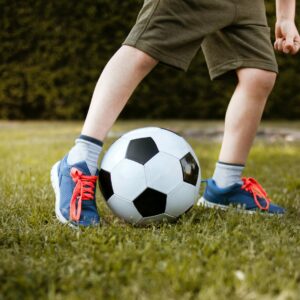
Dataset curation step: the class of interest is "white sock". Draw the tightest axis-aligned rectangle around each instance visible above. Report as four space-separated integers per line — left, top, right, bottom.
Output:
212 161 244 188
67 135 103 175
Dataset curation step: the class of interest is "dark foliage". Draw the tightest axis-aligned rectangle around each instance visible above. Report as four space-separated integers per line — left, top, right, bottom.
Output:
0 0 299 119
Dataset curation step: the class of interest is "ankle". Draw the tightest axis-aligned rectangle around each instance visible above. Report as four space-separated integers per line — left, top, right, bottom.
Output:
67 135 103 175
212 161 244 188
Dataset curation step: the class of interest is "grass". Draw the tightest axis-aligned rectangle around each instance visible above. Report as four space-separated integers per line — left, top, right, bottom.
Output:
0 121 300 300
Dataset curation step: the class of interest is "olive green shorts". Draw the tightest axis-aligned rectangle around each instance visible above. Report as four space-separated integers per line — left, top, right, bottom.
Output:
123 0 278 79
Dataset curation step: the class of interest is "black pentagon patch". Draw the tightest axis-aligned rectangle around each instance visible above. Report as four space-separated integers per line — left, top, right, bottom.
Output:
125 137 159 165
98 169 114 201
180 152 199 186
133 188 167 217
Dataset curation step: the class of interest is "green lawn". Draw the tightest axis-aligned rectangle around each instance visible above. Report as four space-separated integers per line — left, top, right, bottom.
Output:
0 121 300 300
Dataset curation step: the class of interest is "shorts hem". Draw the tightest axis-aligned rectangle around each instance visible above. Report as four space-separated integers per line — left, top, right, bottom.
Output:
209 59 279 80
123 39 190 71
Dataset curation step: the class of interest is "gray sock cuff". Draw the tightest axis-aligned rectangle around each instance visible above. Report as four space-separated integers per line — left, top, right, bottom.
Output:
76 137 103 150
218 161 245 167
216 162 244 171
213 161 244 188
69 137 102 175
79 134 103 147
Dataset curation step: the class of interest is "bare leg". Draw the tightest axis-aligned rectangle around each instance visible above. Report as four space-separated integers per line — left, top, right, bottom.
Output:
82 45 158 141
218 68 277 164
200 68 284 213
53 46 157 226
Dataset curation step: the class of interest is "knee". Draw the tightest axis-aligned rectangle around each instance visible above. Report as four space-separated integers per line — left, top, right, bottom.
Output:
122 45 158 70
237 68 277 97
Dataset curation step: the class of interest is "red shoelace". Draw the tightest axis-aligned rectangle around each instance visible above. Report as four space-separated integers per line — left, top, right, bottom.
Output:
241 177 271 211
69 168 98 222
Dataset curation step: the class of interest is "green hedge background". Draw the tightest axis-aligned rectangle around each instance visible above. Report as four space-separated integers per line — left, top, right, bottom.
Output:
1 0 299 120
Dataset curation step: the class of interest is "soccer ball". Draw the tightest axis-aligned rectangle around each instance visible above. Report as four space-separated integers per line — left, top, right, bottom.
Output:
99 127 201 224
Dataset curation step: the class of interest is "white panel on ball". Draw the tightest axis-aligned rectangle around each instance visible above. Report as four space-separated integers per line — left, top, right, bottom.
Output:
166 182 197 217
145 152 183 194
111 159 147 200
101 137 130 172
137 213 176 225
107 194 142 223
152 129 190 159
122 127 160 140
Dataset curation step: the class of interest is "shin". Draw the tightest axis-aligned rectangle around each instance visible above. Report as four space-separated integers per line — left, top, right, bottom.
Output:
218 68 277 164
81 45 158 141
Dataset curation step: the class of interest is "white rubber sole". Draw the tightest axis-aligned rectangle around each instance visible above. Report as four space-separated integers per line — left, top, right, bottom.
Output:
50 161 77 228
197 197 257 215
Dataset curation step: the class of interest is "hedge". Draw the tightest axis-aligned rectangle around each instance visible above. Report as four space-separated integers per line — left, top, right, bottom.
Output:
0 0 299 119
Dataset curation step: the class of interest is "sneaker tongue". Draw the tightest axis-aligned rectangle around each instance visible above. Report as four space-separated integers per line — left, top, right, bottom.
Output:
73 161 92 176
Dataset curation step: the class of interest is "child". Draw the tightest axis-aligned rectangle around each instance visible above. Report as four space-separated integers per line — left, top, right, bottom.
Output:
51 0 300 226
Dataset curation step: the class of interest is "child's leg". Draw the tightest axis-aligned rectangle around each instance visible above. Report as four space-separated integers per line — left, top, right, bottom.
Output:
82 45 158 141
69 45 157 174
51 46 157 227
219 68 276 165
212 68 276 188
200 68 284 214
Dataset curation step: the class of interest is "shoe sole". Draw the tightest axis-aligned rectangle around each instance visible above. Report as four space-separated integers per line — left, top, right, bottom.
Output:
197 197 259 215
50 161 77 228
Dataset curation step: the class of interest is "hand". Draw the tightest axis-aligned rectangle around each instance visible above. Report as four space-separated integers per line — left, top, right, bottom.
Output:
274 19 300 54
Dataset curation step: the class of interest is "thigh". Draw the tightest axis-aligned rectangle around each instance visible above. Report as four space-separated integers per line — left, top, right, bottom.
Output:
124 0 235 71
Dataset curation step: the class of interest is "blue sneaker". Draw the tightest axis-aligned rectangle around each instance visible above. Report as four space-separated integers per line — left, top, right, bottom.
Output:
198 177 285 215
50 155 100 227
